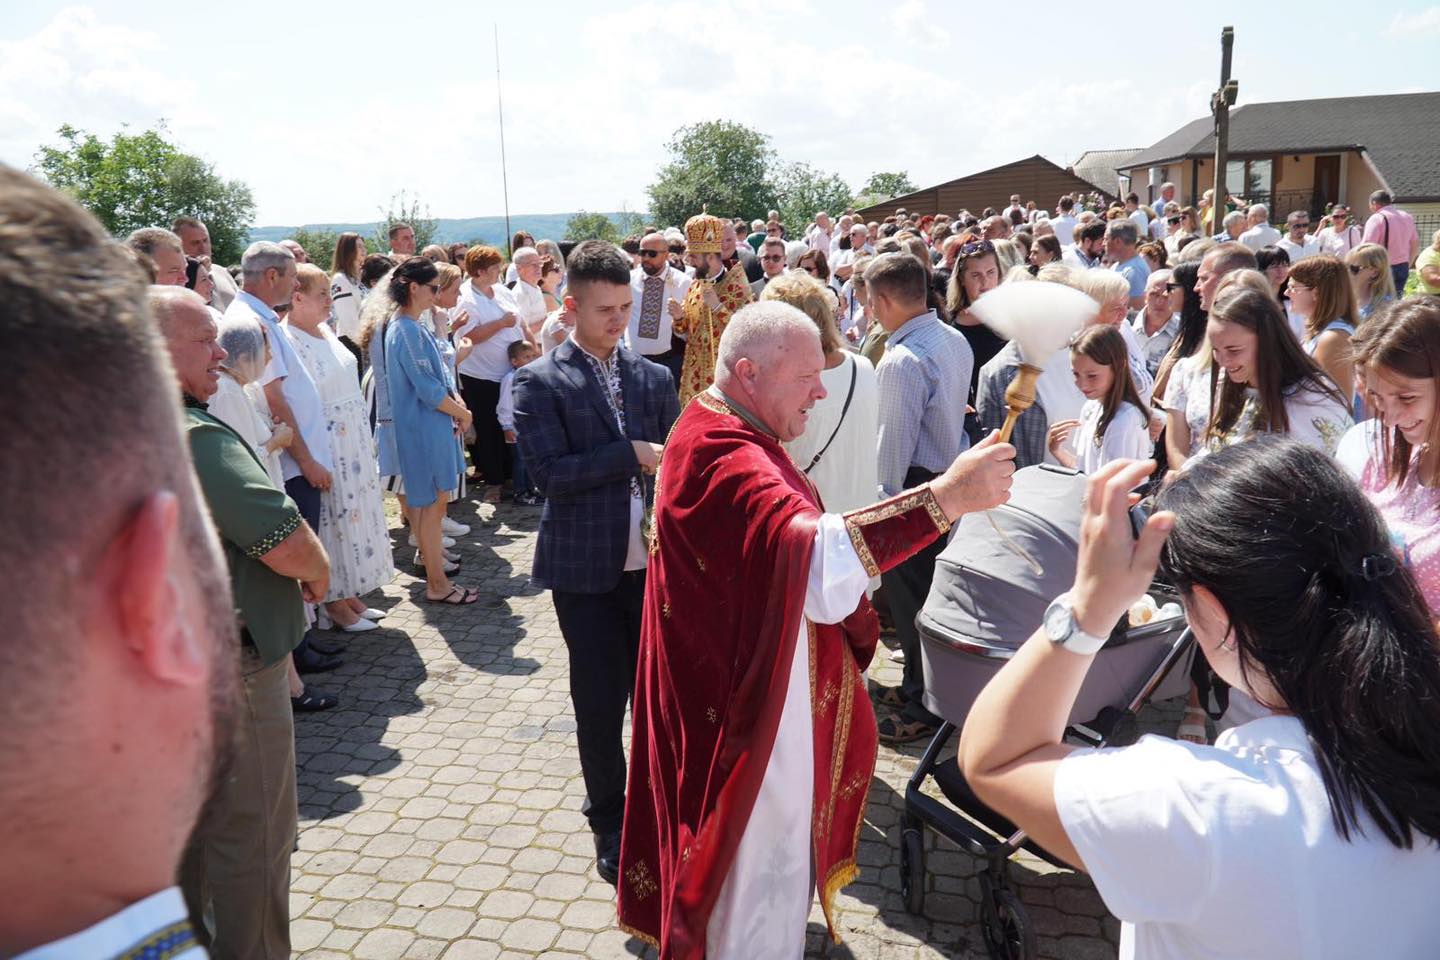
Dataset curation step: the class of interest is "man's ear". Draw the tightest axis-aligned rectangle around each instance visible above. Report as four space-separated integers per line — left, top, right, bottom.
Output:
109 491 208 688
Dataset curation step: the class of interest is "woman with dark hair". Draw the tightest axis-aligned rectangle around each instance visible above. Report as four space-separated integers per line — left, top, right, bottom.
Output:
359 253 394 292
1028 234 1062 269
383 257 478 605
1255 244 1290 298
329 232 368 364
184 255 216 309
959 446 1440 957
1203 286 1353 454
446 242 469 265
1353 298 1440 619
504 230 536 284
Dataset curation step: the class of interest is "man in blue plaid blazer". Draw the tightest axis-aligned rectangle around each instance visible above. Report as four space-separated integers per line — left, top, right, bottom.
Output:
513 241 680 886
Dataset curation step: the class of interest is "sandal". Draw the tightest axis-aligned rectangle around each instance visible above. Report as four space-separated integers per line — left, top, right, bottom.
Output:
876 711 937 745
869 684 905 709
424 586 481 606
1176 706 1209 745
291 689 338 712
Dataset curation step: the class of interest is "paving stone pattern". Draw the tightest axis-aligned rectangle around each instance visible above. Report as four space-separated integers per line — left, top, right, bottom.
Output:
291 497 1188 959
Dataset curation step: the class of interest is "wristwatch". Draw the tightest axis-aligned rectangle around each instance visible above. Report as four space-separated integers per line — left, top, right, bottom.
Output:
1042 592 1108 656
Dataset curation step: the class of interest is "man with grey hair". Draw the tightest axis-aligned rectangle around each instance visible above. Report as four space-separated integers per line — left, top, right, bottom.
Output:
127 226 187 286
225 241 340 673
1215 209 1247 243
151 285 327 960
175 215 240 310
1133 269 1180 374
1239 203 1281 251
1105 219 1150 310
807 210 833 253
619 299 1015 957
510 245 548 337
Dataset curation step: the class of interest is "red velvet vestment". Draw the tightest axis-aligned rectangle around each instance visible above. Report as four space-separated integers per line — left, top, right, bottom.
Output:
617 391 953 957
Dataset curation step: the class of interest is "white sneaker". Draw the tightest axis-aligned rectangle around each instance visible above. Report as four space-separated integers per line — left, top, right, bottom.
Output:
408 532 456 549
441 517 470 537
339 617 379 633
360 608 386 621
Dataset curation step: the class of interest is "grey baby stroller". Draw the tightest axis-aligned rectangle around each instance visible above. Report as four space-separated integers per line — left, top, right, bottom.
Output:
899 464 1193 960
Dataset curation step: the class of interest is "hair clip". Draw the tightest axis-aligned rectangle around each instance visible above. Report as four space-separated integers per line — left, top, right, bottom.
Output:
1360 553 1398 582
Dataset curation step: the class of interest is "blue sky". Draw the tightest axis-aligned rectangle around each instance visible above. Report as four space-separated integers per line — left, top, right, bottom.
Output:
3 2 1438 225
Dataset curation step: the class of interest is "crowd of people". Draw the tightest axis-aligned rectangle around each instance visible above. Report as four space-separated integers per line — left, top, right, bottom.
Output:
6 154 1440 960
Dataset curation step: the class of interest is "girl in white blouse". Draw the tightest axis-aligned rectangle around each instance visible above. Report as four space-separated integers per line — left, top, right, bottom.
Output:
959 445 1440 960
1047 325 1153 473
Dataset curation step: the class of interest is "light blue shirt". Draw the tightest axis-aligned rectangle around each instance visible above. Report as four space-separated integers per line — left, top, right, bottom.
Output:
875 310 973 496
225 290 332 481
1113 254 1151 300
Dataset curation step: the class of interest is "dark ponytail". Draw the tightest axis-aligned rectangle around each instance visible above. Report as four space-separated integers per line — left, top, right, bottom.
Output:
388 256 439 308
1157 438 1440 848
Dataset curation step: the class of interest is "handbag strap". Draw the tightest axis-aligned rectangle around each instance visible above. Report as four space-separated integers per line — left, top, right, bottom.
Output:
803 357 858 474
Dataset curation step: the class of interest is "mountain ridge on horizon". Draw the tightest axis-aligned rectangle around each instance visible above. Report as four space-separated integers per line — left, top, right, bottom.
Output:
249 211 633 247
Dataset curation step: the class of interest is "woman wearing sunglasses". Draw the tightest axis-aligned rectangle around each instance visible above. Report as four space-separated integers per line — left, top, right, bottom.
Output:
1348 242 1398 320
1316 204 1363 258
958 443 1440 959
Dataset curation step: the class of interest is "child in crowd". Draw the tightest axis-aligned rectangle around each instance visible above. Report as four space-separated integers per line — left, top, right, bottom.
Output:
497 339 541 505
1047 325 1153 473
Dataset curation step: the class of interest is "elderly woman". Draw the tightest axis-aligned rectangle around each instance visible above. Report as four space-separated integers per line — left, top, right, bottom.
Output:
385 257 478 605
959 444 1440 957
761 272 879 514
285 264 395 631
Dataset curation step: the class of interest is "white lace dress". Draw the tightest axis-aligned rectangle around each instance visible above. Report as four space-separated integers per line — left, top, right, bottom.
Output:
285 322 396 600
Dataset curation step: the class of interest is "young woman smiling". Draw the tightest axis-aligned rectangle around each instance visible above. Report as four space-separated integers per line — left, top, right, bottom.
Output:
1354 297 1440 620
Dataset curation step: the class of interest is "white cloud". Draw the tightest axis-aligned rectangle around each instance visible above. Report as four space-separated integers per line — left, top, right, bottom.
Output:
1384 6 1440 36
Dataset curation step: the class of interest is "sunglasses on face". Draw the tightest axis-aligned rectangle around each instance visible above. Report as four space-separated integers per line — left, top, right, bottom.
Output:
957 239 996 259
761 255 785 263
638 249 665 259
1167 216 1182 225
1292 223 1311 230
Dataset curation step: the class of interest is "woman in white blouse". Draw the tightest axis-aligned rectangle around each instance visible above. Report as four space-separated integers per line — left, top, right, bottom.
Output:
959 445 1440 960
211 315 291 486
328 232 368 368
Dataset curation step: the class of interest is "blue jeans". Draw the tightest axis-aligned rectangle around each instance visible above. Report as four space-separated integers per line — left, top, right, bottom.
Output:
1392 263 1410 292
508 441 530 496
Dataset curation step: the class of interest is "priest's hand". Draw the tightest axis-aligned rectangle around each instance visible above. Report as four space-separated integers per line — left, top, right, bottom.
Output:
667 297 683 319
930 430 1016 522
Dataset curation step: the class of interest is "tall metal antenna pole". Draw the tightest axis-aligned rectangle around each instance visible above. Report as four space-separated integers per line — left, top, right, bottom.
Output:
494 23 513 256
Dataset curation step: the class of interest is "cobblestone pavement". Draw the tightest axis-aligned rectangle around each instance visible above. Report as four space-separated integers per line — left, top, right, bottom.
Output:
290 496 1188 960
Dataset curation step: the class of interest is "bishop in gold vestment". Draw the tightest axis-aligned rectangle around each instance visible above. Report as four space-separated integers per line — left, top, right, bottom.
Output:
674 212 752 405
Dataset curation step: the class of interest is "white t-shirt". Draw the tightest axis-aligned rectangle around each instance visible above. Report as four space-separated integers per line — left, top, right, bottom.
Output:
1050 214 1078 247
1239 222 1282 251
782 353 879 514
1128 209 1150 234
1056 715 1440 959
329 272 366 339
1276 235 1320 263
1069 399 1152 473
454 279 525 382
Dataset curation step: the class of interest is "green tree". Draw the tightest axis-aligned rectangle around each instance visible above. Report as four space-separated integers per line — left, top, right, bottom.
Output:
564 211 621 243
372 190 438 254
34 123 257 264
646 120 778 228
851 170 920 211
291 228 341 271
772 162 853 238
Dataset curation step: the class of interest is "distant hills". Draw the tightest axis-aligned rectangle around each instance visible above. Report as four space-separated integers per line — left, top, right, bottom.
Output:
249 212 632 247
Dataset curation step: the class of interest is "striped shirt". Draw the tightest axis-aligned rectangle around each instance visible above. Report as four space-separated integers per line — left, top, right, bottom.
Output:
875 310 973 496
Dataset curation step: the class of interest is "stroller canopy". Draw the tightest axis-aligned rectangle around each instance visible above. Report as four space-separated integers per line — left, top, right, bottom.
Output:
920 464 1087 651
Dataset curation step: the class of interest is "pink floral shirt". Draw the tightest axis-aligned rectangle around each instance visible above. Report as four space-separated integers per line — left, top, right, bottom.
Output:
1362 446 1440 621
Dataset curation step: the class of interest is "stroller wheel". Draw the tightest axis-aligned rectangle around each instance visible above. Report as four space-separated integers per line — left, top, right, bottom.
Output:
980 884 1035 960
899 826 925 914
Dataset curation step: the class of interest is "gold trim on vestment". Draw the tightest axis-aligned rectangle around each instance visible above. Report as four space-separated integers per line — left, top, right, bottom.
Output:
617 920 660 950
841 484 951 577
694 391 731 417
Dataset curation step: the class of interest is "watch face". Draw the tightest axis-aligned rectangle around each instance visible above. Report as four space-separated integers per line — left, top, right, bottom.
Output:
1044 599 1072 642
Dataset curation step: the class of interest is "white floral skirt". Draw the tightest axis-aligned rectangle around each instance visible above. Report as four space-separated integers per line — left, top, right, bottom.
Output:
319 394 397 600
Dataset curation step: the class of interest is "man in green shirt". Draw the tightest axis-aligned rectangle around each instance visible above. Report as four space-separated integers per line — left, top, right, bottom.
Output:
153 286 330 960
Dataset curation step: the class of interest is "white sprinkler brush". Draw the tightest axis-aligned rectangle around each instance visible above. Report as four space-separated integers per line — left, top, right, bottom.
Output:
967 282 1099 444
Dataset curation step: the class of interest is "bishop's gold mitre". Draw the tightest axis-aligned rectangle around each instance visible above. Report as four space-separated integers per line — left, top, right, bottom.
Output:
684 212 724 255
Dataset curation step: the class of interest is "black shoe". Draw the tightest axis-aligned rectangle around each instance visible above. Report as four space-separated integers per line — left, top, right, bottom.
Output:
594 830 621 886
294 649 343 674
292 688 339 712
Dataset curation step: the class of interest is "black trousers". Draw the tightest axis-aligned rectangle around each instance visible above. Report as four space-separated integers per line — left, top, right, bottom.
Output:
878 466 943 724
459 374 509 485
551 570 645 835
338 334 364 386
284 475 322 655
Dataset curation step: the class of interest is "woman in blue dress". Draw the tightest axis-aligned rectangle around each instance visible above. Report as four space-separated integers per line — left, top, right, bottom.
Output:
383 257 479 605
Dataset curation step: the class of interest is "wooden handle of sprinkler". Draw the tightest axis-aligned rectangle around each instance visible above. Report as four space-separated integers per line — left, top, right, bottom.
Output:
997 363 1043 444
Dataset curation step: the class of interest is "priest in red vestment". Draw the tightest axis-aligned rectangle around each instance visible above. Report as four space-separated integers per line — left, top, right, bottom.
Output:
617 301 1017 958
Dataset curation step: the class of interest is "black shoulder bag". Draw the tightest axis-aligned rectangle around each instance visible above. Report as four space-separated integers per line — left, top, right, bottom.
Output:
803 356 858 474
